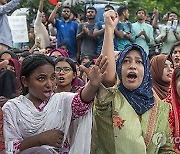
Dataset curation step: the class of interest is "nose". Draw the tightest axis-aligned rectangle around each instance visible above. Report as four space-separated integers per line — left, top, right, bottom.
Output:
129 61 136 70
45 79 54 88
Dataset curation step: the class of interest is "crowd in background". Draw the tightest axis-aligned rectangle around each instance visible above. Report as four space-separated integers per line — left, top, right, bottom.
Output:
0 0 180 153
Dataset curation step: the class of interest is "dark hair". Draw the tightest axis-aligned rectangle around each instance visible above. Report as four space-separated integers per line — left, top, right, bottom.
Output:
117 5 128 16
55 57 77 74
0 50 18 60
86 7 97 13
169 11 179 17
20 54 55 95
105 4 114 11
170 41 180 56
20 51 32 58
80 55 92 64
174 66 180 83
136 9 146 16
58 43 68 49
62 6 71 11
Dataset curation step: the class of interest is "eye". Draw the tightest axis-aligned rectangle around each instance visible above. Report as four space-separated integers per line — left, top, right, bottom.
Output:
173 51 177 54
55 67 61 73
37 77 45 81
123 59 129 63
51 74 56 80
136 60 143 64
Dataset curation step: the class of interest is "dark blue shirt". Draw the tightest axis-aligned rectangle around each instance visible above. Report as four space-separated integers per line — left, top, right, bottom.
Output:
55 19 78 59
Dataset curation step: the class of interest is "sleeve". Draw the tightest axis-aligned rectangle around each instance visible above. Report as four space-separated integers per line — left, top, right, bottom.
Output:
34 10 42 27
2 105 23 154
95 75 120 106
55 18 59 28
75 22 78 34
148 26 154 45
77 24 83 35
0 0 21 15
71 89 92 120
156 27 166 43
116 23 123 31
94 22 101 30
130 24 136 42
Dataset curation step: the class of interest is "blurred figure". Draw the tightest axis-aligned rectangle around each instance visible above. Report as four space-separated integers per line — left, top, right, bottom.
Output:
34 0 50 49
156 12 180 54
169 41 180 68
132 9 154 55
0 0 23 52
49 3 78 61
55 57 84 93
77 7 98 59
150 54 174 100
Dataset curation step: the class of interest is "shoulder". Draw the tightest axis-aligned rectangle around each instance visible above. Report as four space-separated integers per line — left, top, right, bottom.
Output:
56 19 63 24
2 95 24 111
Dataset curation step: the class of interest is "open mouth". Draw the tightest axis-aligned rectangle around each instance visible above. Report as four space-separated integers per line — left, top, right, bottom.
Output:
43 90 52 98
174 57 180 63
127 72 137 82
58 77 65 82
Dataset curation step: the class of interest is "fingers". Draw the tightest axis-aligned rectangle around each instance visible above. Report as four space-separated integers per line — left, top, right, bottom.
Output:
95 54 103 67
79 65 89 74
0 60 8 70
98 56 108 70
100 59 108 74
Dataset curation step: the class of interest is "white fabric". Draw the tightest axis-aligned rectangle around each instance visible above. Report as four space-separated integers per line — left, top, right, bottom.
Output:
2 92 92 154
34 10 50 49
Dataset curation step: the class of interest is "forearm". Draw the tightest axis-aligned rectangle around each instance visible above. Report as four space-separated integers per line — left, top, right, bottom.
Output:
174 32 180 41
0 0 21 15
144 33 150 43
20 135 42 151
135 33 141 39
93 29 104 37
102 28 116 87
76 31 84 40
114 29 123 39
152 16 158 29
39 0 44 13
49 6 59 25
162 34 168 42
80 82 99 103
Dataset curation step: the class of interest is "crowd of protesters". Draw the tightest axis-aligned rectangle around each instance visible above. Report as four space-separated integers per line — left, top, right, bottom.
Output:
0 0 180 153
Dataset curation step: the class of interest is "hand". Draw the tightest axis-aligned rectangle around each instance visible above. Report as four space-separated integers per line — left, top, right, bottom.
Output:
124 32 132 40
56 2 62 8
35 37 41 48
0 96 8 107
140 29 146 36
165 28 169 35
0 60 8 70
82 26 89 34
103 10 118 31
79 55 108 86
39 129 64 148
173 29 177 34
153 8 159 16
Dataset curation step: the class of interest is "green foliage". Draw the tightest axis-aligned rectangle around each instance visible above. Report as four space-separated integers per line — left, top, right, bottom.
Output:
18 0 180 24
114 0 180 21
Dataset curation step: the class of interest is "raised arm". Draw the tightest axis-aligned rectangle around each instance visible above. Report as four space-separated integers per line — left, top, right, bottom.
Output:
48 2 62 25
101 10 119 87
0 0 21 15
34 0 45 26
38 0 44 13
